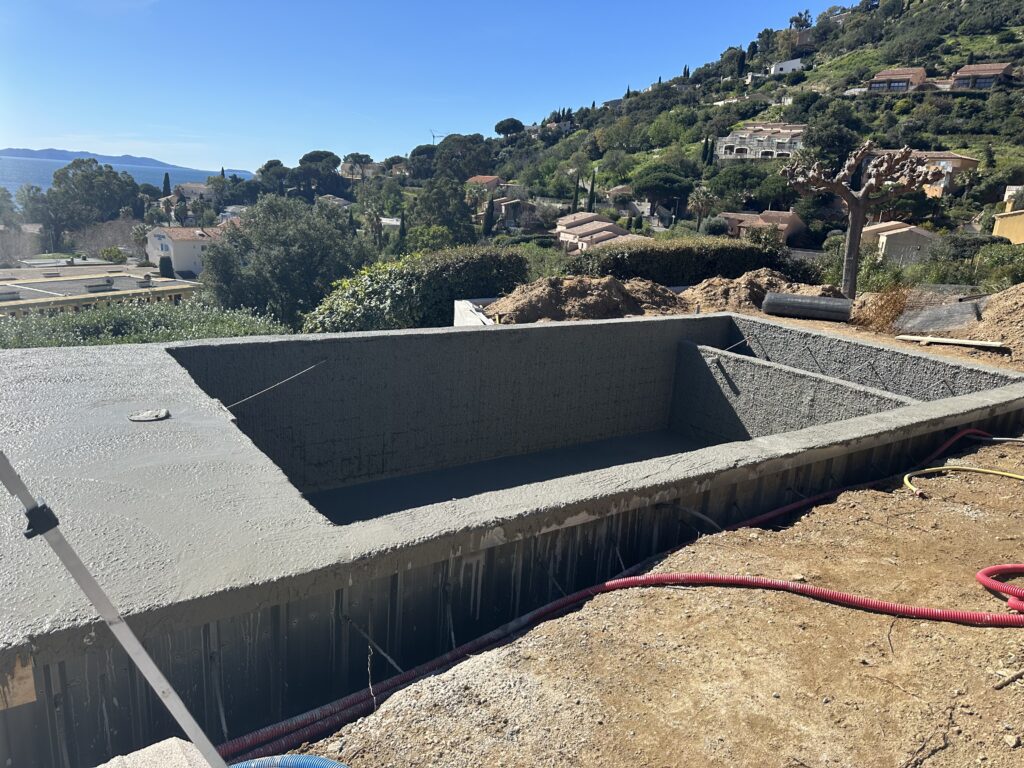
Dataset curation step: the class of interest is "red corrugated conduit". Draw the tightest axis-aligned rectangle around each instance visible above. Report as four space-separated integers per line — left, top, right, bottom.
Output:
220 426 1024 762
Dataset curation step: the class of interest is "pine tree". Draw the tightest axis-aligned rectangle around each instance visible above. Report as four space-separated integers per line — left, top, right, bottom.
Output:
482 196 495 237
162 172 171 197
571 172 580 213
586 169 597 213
983 143 996 169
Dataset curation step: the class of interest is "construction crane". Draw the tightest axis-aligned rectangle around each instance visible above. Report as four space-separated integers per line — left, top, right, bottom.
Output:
430 129 449 144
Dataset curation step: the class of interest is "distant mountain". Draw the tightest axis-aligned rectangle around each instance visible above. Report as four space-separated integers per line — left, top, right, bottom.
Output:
0 147 251 177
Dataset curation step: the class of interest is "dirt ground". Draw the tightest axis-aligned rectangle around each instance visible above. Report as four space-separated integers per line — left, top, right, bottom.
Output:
302 439 1024 768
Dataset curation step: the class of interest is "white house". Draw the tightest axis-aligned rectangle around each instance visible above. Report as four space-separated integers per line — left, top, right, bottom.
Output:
770 58 804 76
145 226 226 278
175 183 212 202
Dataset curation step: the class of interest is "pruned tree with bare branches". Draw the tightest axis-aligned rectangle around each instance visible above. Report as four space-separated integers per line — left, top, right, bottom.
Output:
782 141 943 298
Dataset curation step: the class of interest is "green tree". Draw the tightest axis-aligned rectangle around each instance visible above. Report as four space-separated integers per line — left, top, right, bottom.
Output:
131 223 150 258
173 198 189 226
410 174 476 244
571 171 581 212
342 152 373 184
632 165 694 210
162 172 171 197
203 195 371 327
406 224 455 252
495 118 525 137
789 9 811 29
586 169 597 213
688 186 717 230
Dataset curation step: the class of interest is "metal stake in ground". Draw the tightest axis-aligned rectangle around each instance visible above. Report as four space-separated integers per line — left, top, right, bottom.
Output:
0 452 228 768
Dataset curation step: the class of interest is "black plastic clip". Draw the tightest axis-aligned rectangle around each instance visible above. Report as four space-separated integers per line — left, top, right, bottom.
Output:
23 502 60 539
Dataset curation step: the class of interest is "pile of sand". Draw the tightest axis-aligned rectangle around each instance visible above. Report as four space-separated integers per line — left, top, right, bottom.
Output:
676 268 843 312
484 276 686 324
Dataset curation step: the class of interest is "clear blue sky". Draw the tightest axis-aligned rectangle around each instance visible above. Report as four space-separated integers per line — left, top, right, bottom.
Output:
0 0 836 172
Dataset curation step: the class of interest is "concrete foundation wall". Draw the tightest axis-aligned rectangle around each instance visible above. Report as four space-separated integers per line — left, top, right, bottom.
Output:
728 316 1017 400
169 317 735 493
671 344 918 444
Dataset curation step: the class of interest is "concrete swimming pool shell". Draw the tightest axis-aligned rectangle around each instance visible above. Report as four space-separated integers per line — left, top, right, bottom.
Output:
2 313 1024 767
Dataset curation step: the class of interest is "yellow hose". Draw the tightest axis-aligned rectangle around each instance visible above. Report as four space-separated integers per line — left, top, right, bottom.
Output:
904 466 1024 497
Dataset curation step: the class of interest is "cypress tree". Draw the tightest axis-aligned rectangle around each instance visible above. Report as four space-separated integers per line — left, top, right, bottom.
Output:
625 85 632 98
626 215 633 229
162 172 171 197
482 196 495 237
591 100 596 110
658 75 662 85
571 172 580 213
586 169 597 213
220 167 225 178
683 65 690 78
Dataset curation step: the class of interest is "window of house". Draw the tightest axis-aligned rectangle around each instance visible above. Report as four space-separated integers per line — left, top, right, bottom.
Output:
975 77 995 88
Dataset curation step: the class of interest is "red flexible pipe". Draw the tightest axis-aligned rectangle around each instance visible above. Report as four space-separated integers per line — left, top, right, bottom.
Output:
219 426 1014 760
231 567 1024 761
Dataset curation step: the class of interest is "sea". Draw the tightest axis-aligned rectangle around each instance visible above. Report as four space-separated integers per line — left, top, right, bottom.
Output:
0 155 252 197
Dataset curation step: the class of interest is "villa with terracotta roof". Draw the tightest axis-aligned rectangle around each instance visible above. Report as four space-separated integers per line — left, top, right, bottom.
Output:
952 62 1014 90
867 67 928 93
718 210 806 243
466 175 503 192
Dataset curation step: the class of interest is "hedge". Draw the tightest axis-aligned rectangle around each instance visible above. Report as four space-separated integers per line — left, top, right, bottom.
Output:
564 236 776 286
0 299 289 349
303 245 529 333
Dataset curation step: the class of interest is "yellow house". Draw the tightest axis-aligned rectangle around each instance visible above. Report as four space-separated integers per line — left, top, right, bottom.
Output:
992 210 1024 245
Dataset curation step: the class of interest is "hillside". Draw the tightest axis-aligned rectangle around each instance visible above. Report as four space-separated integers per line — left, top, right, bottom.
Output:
0 147 250 176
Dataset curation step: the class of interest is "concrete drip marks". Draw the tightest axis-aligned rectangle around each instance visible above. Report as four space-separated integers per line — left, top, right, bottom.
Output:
2 313 1024 767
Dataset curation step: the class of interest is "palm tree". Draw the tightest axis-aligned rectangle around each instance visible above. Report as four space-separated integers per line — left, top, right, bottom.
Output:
689 187 717 231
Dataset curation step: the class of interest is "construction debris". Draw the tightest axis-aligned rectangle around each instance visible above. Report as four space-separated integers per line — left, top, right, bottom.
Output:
895 335 1011 354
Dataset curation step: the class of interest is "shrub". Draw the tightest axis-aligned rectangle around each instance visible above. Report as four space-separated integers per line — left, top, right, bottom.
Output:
563 236 789 286
700 217 729 236
99 246 128 264
0 299 288 349
303 245 530 332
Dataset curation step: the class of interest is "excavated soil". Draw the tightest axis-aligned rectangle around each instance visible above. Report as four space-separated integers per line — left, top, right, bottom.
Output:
484 276 686 323
301 440 1024 768
485 271 842 324
963 283 1024 359
677 267 844 313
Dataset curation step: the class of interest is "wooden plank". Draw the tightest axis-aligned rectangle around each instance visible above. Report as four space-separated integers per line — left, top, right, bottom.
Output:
895 335 1012 353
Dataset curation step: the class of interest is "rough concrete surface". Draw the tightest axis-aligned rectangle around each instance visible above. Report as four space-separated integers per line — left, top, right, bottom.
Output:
2 314 1023 766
